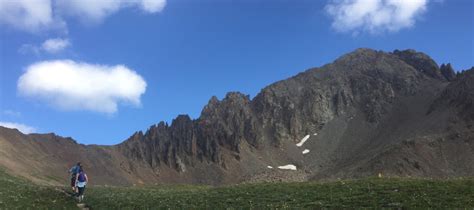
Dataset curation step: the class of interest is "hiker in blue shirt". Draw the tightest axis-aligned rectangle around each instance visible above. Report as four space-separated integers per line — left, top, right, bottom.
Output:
68 162 81 193
75 166 89 202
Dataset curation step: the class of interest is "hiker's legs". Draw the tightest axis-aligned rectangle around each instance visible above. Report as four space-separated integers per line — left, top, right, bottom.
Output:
70 176 76 192
77 186 85 201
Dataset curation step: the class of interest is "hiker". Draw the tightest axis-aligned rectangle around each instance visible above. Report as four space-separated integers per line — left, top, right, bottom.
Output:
75 166 89 202
68 162 81 193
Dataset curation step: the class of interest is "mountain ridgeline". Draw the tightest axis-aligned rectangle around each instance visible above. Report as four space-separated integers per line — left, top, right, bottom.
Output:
1 49 472 185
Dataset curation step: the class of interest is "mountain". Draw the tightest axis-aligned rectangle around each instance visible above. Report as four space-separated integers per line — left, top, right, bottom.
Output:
1 48 473 186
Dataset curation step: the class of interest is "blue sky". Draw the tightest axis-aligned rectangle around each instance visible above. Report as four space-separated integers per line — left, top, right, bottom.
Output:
0 0 473 145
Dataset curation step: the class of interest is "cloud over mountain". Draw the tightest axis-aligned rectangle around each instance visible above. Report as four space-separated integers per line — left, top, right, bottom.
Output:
17 60 147 114
325 0 428 34
0 122 36 134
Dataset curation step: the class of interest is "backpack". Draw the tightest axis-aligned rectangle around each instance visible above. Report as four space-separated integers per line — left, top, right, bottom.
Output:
78 172 86 182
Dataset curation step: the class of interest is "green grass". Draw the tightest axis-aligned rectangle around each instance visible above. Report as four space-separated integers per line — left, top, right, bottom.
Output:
0 169 77 209
86 177 474 209
1 167 473 209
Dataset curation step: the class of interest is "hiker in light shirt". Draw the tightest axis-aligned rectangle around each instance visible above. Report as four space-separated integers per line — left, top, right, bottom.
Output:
75 166 89 202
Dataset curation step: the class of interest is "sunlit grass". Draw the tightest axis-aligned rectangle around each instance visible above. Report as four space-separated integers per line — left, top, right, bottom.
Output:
86 177 474 209
0 169 76 209
1 167 472 209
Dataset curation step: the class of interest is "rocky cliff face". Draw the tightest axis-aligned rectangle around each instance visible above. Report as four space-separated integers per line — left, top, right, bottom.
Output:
1 48 472 185
117 92 260 169
122 50 438 155
430 67 474 122
113 48 472 184
392 49 446 80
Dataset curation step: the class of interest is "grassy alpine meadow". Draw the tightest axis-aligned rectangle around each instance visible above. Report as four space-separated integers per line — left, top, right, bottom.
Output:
85 177 474 209
1 167 473 209
0 169 77 209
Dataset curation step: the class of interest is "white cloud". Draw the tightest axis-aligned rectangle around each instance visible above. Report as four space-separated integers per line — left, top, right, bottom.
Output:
55 0 167 23
54 0 123 23
140 0 167 13
0 0 54 32
17 60 147 114
325 0 429 34
0 121 36 134
19 38 70 55
0 0 166 33
41 38 70 53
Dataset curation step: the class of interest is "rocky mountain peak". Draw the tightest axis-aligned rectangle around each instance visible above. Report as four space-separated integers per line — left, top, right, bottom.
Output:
440 63 456 81
432 68 474 120
208 95 220 105
392 49 444 80
201 92 252 120
172 114 193 125
224 92 251 102
332 48 383 70
201 96 220 116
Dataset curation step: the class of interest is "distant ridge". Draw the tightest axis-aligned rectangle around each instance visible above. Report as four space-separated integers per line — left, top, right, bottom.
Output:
1 48 473 186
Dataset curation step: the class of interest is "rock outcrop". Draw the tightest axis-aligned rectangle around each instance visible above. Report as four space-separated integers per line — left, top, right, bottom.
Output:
440 63 457 81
